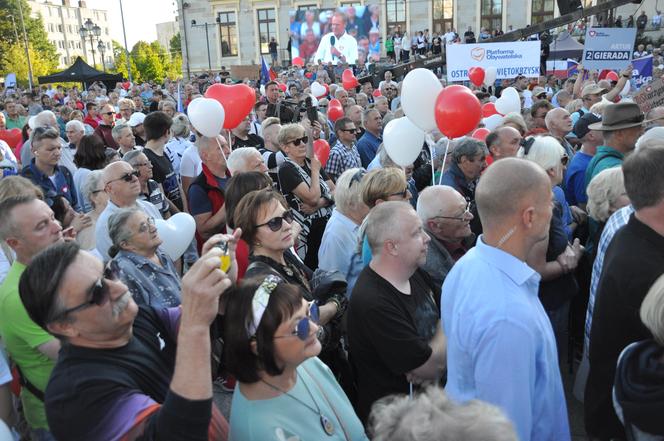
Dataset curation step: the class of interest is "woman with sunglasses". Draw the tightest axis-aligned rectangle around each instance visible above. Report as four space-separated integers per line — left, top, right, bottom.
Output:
107 207 181 308
223 276 368 441
522 136 583 353
277 122 335 269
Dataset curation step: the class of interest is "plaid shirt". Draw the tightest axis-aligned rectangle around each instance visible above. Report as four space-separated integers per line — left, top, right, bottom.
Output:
324 140 362 182
584 205 634 351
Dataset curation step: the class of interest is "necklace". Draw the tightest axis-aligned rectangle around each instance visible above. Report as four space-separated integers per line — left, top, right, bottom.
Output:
261 372 336 436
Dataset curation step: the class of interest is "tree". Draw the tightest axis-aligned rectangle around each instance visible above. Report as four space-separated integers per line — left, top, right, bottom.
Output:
112 40 139 83
0 0 58 83
170 33 181 55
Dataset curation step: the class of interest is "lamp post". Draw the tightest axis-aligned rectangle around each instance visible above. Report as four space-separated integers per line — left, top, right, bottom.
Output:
97 40 106 72
79 18 102 67
16 1 34 90
119 0 133 82
191 19 212 72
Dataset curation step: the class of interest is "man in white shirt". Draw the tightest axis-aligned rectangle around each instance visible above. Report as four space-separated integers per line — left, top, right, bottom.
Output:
315 12 358 65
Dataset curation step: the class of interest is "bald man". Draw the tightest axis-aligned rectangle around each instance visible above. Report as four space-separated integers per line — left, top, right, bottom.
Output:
417 186 475 288
485 126 522 161
545 107 575 158
95 161 163 261
646 106 664 127
347 201 446 423
443 158 571 441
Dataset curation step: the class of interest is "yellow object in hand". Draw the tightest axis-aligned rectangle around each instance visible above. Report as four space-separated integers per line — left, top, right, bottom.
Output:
216 241 231 272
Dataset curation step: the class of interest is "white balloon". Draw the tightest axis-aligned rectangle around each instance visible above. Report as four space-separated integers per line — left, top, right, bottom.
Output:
483 66 497 87
311 81 327 98
401 68 443 132
495 87 521 115
188 97 225 138
155 213 197 261
260 84 265 96
482 114 504 131
384 117 425 166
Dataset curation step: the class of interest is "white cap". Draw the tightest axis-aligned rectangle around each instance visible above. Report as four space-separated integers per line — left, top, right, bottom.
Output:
128 112 145 127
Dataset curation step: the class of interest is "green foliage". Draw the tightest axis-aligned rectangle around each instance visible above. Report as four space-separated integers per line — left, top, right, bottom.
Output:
112 39 182 83
170 32 181 55
0 0 58 84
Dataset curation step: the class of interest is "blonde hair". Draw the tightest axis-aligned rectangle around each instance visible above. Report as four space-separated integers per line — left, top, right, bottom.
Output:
586 167 626 223
565 98 583 114
277 123 305 147
640 274 664 346
361 167 407 208
521 136 565 171
501 112 527 135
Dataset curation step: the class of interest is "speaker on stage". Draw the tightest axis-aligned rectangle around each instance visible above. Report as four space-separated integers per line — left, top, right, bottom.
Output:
557 0 582 15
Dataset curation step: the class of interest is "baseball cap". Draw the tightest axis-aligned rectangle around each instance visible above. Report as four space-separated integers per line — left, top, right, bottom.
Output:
532 86 546 98
573 113 602 139
582 83 604 97
128 112 145 127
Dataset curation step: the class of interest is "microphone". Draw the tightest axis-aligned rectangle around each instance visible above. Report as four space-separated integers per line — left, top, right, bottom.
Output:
330 35 336 60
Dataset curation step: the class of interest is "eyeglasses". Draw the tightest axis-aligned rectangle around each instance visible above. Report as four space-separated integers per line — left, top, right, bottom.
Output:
287 136 308 146
91 188 105 195
133 162 150 168
274 302 320 341
432 201 472 222
389 187 410 199
54 262 119 320
560 155 569 166
256 210 294 232
135 216 156 234
103 111 115 116
107 170 140 184
340 128 361 134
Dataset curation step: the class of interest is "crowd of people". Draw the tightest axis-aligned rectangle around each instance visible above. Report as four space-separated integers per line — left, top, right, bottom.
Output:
0 44 663 441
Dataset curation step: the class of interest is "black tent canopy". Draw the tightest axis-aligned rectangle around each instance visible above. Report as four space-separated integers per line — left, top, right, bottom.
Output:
548 31 584 60
38 57 123 88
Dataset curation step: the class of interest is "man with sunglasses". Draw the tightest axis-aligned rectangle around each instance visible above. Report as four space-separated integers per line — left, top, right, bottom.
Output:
17 237 237 441
93 104 119 150
324 117 362 183
416 186 475 289
0 195 66 439
95 161 163 261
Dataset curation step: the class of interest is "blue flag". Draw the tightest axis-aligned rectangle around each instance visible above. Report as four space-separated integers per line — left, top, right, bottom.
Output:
632 55 653 89
260 56 270 85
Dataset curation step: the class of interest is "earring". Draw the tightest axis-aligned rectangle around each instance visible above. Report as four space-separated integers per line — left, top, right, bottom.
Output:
254 242 262 248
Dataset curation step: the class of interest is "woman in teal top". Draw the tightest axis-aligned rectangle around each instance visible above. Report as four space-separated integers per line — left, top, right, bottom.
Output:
224 276 368 441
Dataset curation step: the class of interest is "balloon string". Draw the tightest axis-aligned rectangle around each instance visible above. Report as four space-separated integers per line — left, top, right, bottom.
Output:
228 131 233 151
215 136 228 171
438 138 450 186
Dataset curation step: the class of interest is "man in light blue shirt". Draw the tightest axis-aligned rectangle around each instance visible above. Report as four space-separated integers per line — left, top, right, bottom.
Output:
442 158 571 441
318 168 368 294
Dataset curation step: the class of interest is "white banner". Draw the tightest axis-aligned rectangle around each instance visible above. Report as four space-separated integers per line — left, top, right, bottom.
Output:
581 28 636 70
446 41 542 82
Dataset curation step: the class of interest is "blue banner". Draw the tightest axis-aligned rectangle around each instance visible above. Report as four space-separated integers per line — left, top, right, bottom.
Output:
582 28 637 70
632 55 653 88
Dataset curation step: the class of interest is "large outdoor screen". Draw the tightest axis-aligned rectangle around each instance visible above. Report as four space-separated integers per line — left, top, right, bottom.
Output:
289 5 380 65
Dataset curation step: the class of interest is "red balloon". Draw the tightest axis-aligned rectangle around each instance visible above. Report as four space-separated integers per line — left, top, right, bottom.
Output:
293 57 304 67
122 81 131 90
313 139 331 167
471 128 490 141
482 102 499 117
278 83 287 92
372 89 382 97
204 83 255 129
304 72 313 79
606 71 619 81
342 68 359 90
468 67 486 87
435 85 482 139
327 99 344 122
0 129 22 149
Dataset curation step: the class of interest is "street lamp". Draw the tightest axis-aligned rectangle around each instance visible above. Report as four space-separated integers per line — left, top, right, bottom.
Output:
97 40 106 72
79 18 103 67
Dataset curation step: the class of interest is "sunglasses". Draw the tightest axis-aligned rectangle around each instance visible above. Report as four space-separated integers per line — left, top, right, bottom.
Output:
274 302 320 341
54 262 119 320
340 128 361 134
288 136 309 146
432 201 472 222
108 170 140 184
389 187 410 199
103 111 115 116
256 210 294 232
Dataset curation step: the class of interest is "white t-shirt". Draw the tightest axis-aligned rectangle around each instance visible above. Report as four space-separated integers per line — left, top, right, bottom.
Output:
179 145 203 179
164 136 194 175
315 32 358 65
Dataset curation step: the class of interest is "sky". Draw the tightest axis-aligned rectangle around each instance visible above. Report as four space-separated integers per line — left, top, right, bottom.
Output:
85 0 176 49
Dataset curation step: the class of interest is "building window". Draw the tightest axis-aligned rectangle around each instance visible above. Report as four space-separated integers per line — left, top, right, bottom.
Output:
218 11 238 57
386 0 406 33
257 8 276 55
297 4 317 10
341 1 362 6
57 24 63 33
480 0 502 32
432 0 454 34
531 0 554 24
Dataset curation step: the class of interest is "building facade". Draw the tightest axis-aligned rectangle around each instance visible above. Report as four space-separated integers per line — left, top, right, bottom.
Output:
27 0 114 70
178 0 660 75
157 21 179 53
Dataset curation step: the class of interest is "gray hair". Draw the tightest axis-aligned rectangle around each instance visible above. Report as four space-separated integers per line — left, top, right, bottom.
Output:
227 147 260 174
81 170 105 209
65 119 85 133
111 123 131 141
640 274 664 346
334 168 366 215
376 143 398 168
451 138 488 164
122 149 144 166
370 386 518 441
521 136 564 171
170 113 190 138
416 185 462 224
107 207 141 258
33 110 58 128
586 167 626 223
366 201 413 254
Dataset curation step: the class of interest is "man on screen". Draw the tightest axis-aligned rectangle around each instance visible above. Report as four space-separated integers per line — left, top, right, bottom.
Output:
315 12 359 65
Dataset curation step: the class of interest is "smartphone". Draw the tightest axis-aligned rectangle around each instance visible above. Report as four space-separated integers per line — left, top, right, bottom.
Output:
305 96 317 125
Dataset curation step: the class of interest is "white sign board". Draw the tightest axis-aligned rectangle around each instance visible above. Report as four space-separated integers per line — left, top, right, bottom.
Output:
446 41 542 82
581 27 636 70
